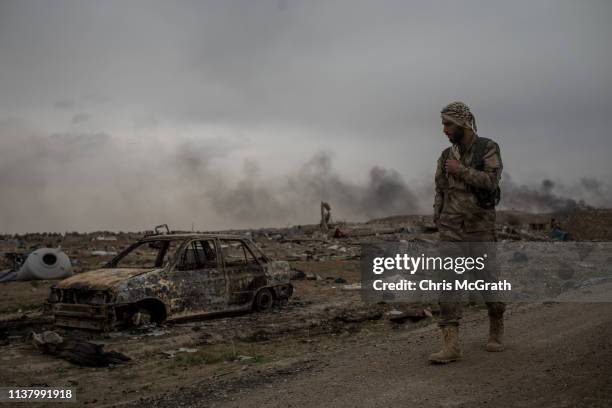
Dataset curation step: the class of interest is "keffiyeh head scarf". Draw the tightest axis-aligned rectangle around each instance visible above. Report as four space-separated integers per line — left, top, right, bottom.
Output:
441 101 477 134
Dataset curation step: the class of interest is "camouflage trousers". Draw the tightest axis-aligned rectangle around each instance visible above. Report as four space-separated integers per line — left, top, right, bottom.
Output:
437 227 505 327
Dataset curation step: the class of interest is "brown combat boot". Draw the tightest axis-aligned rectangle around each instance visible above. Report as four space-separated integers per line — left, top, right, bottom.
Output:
486 316 505 352
429 326 461 364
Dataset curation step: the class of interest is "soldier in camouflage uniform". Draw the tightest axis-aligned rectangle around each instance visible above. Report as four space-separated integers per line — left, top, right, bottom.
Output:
429 101 506 364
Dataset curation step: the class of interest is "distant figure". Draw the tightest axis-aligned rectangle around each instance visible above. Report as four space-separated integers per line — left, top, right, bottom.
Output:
320 202 332 232
430 101 505 364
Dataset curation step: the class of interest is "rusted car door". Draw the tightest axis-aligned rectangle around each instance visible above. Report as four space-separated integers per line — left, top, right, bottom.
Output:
169 239 226 316
219 239 267 307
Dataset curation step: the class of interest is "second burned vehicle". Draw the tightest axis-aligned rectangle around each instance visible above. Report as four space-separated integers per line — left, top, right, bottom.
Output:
47 232 293 330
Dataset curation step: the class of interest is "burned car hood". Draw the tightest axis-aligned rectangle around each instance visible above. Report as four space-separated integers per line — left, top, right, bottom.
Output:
56 268 152 291
265 260 292 283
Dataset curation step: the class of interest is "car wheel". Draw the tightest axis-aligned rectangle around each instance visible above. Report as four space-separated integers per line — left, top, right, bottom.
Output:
254 288 274 312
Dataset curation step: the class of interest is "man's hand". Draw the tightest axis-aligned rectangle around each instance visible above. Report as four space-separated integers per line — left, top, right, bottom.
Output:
445 159 461 175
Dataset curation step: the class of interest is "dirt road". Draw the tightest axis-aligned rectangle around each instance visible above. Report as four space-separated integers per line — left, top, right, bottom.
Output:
135 302 612 408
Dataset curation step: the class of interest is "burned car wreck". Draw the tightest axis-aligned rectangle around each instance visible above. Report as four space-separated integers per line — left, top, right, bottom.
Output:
47 233 293 330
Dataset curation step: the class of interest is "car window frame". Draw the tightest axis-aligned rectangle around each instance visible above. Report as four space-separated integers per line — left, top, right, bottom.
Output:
219 239 262 269
105 240 177 269
174 238 221 271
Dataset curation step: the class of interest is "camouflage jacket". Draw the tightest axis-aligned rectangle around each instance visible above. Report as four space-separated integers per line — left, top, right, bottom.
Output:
434 136 502 232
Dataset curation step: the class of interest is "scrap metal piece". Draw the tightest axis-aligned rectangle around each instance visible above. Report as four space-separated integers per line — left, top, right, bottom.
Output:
30 330 131 367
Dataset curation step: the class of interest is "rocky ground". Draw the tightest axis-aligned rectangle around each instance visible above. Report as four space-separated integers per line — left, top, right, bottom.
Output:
1 261 435 408
1 215 611 407
126 302 612 408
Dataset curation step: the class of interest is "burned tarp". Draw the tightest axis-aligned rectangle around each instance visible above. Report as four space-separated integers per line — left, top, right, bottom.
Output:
30 331 131 367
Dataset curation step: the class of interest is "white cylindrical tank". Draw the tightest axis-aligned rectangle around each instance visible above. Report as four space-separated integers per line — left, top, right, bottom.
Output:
16 248 73 281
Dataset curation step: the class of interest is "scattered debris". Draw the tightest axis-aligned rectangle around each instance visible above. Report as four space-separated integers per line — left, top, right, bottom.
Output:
0 314 53 332
387 308 433 323
335 310 382 323
305 272 323 281
333 227 347 239
1 209 611 405
0 270 17 283
550 228 569 241
30 331 131 367
162 347 199 358
91 250 118 256
143 328 169 337
95 235 118 241
1 252 25 282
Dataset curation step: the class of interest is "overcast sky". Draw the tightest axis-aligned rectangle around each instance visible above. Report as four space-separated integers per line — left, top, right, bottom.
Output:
1 0 611 233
